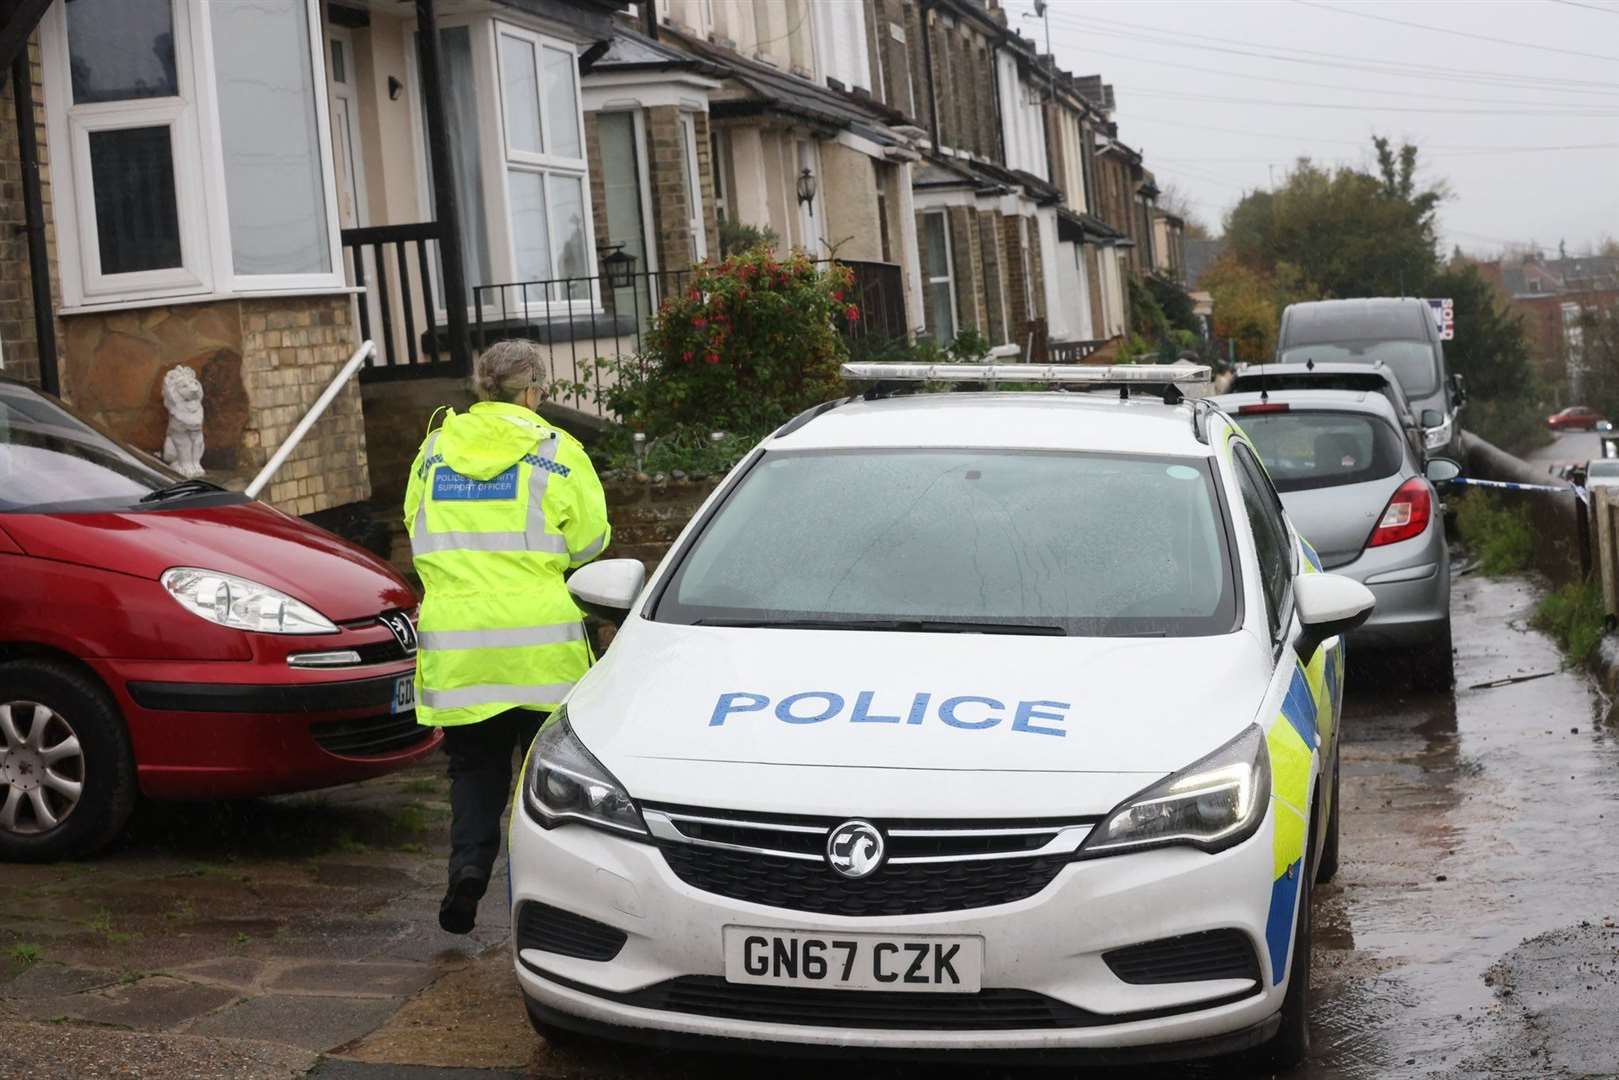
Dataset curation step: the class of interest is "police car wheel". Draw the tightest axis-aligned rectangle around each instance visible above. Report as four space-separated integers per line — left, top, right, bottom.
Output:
1315 756 1341 885
0 660 136 863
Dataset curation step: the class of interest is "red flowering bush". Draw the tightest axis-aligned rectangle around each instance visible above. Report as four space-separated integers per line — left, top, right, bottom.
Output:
606 250 855 437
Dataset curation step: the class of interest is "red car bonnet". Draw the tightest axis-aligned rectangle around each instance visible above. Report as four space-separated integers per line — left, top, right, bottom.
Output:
3 501 415 623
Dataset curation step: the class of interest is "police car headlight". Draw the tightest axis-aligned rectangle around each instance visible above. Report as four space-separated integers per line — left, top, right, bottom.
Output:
523 710 647 837
1423 415 1454 451
161 568 337 634
1079 725 1270 857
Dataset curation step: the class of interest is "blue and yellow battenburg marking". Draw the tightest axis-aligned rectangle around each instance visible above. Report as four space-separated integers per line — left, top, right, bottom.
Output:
1262 534 1338 984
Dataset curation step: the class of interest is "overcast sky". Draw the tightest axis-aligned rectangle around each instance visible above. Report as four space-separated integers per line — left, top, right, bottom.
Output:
1001 0 1619 257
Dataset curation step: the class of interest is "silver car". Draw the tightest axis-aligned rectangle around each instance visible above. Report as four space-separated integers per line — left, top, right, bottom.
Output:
1213 388 1457 689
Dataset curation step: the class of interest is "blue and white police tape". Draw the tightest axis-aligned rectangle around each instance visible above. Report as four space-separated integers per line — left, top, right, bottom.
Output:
1447 476 1572 495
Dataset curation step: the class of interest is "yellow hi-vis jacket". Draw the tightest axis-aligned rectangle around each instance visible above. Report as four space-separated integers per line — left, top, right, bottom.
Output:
403 401 610 727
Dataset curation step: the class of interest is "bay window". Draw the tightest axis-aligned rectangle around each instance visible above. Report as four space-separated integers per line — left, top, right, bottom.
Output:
496 24 594 304
44 0 343 307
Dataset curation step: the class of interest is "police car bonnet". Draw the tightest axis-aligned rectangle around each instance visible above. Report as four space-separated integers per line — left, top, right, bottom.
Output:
560 618 1275 780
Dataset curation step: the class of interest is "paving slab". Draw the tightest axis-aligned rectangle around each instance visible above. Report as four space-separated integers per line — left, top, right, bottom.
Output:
308 1062 523 1080
267 961 438 998
336 949 531 1070
188 993 403 1053
1 1019 316 1080
0 963 123 1000
11 974 238 1030
169 956 269 990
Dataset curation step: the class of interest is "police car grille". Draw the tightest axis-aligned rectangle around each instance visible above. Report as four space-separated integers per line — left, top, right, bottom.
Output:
644 805 1094 917
657 845 1063 916
309 714 430 758
514 901 627 962
1103 929 1261 985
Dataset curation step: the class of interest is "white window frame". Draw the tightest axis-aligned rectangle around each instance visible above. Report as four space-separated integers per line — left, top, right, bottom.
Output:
405 16 601 320
41 0 345 309
593 106 660 315
493 21 598 310
679 111 707 263
922 210 958 344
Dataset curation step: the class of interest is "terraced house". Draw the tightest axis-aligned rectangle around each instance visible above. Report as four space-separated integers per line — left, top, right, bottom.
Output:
0 0 1189 535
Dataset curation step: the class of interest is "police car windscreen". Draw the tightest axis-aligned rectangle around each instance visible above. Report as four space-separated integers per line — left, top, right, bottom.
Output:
1237 411 1404 494
657 450 1238 637
1275 341 1439 398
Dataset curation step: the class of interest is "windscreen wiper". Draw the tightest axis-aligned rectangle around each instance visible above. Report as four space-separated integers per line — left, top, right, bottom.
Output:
693 617 1066 636
138 478 225 503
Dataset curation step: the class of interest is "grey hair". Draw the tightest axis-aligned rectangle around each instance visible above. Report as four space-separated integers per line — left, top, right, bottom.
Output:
473 339 549 403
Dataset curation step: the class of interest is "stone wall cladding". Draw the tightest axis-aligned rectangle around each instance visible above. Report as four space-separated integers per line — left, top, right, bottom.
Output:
238 296 368 515
0 36 60 390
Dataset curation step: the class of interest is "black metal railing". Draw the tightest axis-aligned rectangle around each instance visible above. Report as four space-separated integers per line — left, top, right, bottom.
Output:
1048 339 1112 363
469 259 910 415
341 223 458 383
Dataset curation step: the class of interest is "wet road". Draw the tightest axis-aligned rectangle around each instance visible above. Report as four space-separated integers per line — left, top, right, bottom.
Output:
1527 429 1605 474
5 571 1618 1079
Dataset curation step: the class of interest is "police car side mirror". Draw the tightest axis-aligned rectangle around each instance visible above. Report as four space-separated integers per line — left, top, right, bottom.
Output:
1293 573 1375 664
567 559 647 627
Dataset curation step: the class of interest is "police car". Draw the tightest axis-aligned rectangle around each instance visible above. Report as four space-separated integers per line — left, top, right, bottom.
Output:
508 364 1374 1067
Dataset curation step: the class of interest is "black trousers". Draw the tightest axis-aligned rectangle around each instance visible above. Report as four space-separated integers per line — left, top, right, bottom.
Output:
442 708 545 885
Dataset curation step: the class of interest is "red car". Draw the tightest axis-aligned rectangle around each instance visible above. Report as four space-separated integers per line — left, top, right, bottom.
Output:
0 377 438 861
1547 406 1608 431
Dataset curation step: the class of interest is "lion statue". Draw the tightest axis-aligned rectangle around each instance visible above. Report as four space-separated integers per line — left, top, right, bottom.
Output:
161 365 206 478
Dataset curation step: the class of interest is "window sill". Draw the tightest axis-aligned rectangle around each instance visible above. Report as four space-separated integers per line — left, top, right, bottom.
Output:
60 286 365 317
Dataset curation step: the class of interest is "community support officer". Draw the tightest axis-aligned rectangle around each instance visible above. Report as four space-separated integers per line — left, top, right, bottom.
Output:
404 340 610 934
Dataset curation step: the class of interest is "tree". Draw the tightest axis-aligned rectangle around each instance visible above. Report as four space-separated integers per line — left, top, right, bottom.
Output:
1578 306 1619 422
1202 257 1279 363
1156 181 1211 240
1222 145 1444 301
1427 262 1546 451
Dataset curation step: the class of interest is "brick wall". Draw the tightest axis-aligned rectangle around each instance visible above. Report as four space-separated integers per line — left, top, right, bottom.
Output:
0 36 60 390
1084 245 1106 339
946 206 982 336
239 297 369 514
646 105 718 273
977 211 1007 344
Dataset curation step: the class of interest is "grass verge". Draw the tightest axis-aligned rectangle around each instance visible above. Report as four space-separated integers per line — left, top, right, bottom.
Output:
1533 579 1606 664
1454 490 1534 576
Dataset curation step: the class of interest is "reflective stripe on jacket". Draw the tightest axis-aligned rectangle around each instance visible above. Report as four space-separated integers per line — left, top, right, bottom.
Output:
403 401 610 727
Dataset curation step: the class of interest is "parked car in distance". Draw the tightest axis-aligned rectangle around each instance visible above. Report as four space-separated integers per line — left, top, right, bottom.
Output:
1230 361 1425 463
1547 406 1608 432
1216 387 1457 689
0 377 438 861
1583 459 1619 490
1276 298 1464 459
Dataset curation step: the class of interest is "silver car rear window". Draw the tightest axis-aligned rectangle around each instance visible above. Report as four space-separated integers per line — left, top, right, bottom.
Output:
1238 411 1405 493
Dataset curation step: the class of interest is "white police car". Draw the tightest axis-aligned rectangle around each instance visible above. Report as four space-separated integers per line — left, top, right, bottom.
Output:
509 364 1374 1067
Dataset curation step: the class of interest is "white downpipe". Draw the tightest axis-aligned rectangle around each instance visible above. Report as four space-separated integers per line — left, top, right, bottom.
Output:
245 340 375 500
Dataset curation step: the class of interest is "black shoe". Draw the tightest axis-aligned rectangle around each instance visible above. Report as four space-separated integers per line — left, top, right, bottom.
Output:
438 867 488 934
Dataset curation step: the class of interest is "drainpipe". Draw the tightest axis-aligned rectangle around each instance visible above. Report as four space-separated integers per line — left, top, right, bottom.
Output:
11 52 57 396
415 0 471 376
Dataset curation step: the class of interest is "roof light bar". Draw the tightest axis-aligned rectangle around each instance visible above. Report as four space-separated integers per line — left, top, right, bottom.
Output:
840 363 1212 385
